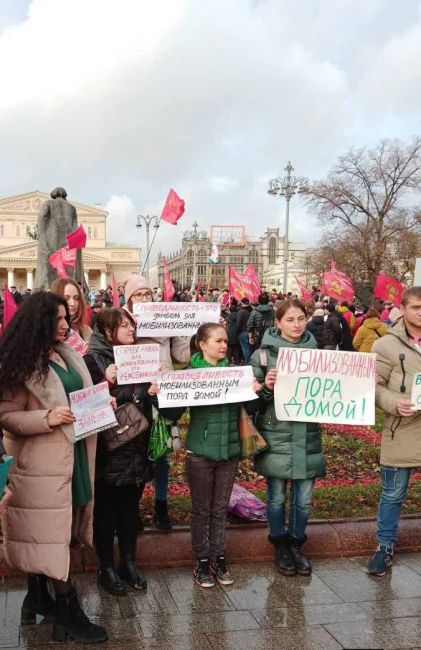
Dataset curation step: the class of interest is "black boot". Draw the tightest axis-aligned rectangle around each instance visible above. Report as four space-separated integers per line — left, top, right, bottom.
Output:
21 574 56 625
269 535 296 576
119 557 147 590
288 534 312 576
154 499 172 530
52 587 108 644
97 566 127 596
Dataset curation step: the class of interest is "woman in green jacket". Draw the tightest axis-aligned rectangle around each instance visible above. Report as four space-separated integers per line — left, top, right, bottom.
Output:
171 323 259 588
251 300 325 577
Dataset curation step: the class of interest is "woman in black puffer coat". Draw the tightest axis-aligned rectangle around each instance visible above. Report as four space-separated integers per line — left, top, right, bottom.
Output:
84 308 155 596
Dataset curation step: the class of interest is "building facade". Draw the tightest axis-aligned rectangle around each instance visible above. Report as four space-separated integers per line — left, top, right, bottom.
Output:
158 224 307 292
0 191 141 290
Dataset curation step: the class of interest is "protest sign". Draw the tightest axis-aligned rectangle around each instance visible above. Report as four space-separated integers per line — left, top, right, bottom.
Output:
70 382 117 441
274 348 376 425
157 365 256 408
133 302 220 337
65 328 88 355
411 373 421 410
114 344 160 385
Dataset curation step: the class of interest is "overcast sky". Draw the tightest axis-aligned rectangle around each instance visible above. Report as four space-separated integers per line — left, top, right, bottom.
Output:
0 0 420 262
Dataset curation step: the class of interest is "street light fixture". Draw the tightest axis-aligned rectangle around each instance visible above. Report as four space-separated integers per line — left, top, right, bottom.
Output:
136 214 160 278
268 161 308 294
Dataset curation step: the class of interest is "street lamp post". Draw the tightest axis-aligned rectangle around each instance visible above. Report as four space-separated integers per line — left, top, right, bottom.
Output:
136 214 160 278
268 162 308 294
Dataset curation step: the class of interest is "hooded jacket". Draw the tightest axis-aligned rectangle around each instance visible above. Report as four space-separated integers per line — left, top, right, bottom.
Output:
352 317 388 352
250 327 325 480
306 315 325 349
373 318 421 467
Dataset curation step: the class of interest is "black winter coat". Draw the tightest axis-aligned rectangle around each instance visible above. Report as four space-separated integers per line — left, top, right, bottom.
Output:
323 313 343 347
306 316 325 349
236 306 252 334
226 307 239 345
84 329 153 487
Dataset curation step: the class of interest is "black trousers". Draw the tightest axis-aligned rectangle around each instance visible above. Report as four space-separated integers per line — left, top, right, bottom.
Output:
93 481 144 567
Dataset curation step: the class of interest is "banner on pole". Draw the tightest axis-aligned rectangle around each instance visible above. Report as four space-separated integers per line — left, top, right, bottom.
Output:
274 348 376 425
114 344 160 384
157 365 256 408
133 302 220 337
70 382 117 441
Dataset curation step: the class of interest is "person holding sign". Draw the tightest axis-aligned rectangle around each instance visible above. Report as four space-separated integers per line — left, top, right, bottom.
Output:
124 274 191 530
367 287 421 576
251 300 325 577
0 291 107 644
84 308 156 595
150 323 260 588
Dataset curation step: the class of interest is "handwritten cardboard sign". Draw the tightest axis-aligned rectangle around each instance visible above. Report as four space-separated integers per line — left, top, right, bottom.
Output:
114 344 160 385
411 372 421 410
274 348 376 425
157 365 256 408
133 302 220 337
70 382 117 441
65 329 88 355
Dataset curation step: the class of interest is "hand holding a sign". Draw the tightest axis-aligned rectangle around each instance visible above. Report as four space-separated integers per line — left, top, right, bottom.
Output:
253 378 263 393
396 399 415 417
264 369 277 391
148 381 159 397
47 406 75 427
105 364 118 384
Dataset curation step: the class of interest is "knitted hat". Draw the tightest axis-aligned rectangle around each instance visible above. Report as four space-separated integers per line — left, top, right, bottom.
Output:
313 308 325 317
315 301 323 309
124 273 152 304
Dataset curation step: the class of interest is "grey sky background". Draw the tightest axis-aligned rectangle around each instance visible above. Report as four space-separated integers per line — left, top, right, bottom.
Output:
0 0 420 262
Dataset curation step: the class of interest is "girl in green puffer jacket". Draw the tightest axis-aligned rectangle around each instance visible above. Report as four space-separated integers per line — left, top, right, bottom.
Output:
251 300 326 578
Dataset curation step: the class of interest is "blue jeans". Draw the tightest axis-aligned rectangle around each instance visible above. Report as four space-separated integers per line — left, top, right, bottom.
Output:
238 331 252 364
376 466 411 547
267 478 314 540
154 454 170 501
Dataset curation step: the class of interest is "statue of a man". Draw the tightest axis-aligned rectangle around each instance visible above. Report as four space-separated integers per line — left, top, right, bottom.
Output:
34 187 85 289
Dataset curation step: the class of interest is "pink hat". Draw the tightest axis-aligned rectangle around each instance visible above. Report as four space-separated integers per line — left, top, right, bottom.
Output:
124 273 152 304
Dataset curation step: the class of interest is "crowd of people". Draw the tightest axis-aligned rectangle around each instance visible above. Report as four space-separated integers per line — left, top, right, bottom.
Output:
0 274 420 645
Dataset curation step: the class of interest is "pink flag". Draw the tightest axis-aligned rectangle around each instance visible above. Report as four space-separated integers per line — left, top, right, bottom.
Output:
3 285 17 328
161 189 185 225
66 225 87 249
49 245 77 278
162 257 175 301
321 261 354 302
244 264 261 300
111 273 120 308
229 266 260 302
295 277 313 302
374 273 405 304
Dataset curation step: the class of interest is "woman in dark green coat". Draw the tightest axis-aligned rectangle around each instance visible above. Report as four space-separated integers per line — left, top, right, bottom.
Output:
251 300 325 577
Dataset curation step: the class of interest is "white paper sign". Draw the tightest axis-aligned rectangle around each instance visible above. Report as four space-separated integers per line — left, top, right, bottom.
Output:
157 365 256 408
411 373 421 410
70 382 117 441
133 302 220 337
274 348 376 425
114 344 160 385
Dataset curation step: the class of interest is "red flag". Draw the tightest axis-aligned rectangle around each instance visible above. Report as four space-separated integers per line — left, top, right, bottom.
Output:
244 264 262 299
229 266 260 302
321 261 354 302
161 189 185 225
374 273 405 304
3 285 17 328
111 273 120 308
162 257 175 301
295 277 313 302
49 245 77 278
66 224 87 249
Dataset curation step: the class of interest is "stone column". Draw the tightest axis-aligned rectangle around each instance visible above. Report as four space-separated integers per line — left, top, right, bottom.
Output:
7 268 14 286
26 269 34 290
100 271 107 290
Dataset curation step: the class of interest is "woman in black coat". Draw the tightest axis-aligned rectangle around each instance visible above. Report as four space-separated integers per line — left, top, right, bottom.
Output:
306 308 325 349
84 308 154 596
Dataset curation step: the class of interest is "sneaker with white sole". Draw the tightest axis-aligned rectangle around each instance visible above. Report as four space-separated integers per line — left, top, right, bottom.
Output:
367 544 394 576
211 556 234 586
193 559 215 588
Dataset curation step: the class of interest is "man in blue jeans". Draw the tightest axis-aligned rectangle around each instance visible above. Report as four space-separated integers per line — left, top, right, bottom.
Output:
367 287 421 575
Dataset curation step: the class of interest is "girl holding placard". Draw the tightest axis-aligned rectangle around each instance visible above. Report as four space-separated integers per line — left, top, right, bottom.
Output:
251 300 326 577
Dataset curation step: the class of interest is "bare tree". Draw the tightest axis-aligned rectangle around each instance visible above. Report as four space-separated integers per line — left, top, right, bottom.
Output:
306 138 421 299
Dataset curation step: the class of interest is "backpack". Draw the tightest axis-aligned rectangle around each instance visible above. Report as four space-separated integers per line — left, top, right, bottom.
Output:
254 311 274 346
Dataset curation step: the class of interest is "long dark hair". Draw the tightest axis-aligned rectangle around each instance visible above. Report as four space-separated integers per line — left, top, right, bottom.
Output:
0 291 69 396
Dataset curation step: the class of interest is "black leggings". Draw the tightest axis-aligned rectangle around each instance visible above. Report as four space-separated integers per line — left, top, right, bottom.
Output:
93 481 144 567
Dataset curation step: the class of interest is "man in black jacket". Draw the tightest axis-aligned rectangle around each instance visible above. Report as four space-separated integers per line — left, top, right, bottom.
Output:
323 304 354 351
236 297 253 363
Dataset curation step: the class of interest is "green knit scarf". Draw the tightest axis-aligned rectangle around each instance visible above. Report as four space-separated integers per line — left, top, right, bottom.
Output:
190 352 229 369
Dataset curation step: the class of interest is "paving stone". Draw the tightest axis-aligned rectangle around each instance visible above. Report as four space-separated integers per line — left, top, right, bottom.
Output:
325 615 421 649
207 625 342 649
358 596 421 619
162 568 235 614
268 573 343 607
251 602 368 628
139 610 259 638
220 575 279 610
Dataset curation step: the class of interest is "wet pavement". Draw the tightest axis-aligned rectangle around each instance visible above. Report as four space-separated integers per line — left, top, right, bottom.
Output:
3 555 421 648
